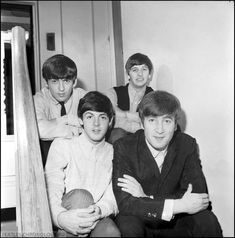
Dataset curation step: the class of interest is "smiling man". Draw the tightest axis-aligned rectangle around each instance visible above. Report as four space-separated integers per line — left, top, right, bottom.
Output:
45 91 120 237
105 53 154 143
112 90 222 237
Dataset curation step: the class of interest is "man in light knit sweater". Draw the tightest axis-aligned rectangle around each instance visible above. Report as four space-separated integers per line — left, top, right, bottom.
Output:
34 54 87 167
45 91 120 237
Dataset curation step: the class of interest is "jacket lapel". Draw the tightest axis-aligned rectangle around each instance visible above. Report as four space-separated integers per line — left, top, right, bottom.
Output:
159 138 177 187
138 131 161 178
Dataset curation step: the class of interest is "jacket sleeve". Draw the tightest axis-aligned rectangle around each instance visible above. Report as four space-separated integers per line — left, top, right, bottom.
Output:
112 141 165 221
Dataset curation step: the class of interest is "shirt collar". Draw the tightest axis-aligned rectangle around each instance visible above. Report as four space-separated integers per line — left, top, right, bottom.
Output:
128 83 146 97
145 138 168 158
79 131 105 153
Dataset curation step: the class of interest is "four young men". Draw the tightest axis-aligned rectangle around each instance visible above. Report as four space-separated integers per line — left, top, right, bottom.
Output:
34 53 223 237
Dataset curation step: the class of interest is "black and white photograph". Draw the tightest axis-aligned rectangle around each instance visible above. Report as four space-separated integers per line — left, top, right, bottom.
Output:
1 1 234 237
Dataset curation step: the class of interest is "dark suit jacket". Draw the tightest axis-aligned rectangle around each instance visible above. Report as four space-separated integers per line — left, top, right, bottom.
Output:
112 129 208 222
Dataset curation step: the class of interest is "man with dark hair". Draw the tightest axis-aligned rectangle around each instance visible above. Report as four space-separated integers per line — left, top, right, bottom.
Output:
112 90 223 237
34 54 87 166
106 53 154 143
45 91 120 237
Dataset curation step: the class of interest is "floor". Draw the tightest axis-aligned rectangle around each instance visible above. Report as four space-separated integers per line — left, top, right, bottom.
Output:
1 208 18 237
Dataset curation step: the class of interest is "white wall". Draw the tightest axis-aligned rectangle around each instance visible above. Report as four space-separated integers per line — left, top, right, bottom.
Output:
38 1 116 91
121 1 234 236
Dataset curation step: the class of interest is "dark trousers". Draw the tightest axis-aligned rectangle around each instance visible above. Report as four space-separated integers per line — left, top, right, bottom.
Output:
39 139 53 167
56 189 121 237
115 210 223 237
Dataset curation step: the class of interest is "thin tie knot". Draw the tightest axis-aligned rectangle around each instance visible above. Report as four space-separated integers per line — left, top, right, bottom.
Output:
59 102 66 116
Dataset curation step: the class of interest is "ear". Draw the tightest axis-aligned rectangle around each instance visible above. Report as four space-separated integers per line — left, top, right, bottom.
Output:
78 117 83 126
73 78 78 88
108 117 114 127
174 123 177 131
45 81 49 88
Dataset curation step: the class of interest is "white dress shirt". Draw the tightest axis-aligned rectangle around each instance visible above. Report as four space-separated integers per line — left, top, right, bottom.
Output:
44 132 118 227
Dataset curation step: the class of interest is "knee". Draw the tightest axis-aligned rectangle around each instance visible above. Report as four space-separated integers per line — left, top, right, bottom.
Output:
102 219 121 237
192 210 223 237
115 215 145 237
90 218 121 237
61 189 94 209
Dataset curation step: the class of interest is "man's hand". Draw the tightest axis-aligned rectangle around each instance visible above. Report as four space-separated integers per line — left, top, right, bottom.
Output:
117 174 147 198
57 206 101 236
174 184 209 215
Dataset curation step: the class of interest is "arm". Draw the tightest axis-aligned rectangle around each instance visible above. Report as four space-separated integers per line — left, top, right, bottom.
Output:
113 138 210 221
95 180 118 218
33 95 82 140
105 88 141 132
118 176 209 218
112 141 165 221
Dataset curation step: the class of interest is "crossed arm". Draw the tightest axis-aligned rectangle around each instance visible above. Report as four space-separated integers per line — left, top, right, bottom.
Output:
117 174 209 216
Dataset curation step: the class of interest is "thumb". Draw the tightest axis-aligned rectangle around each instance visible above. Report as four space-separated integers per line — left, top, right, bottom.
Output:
186 183 193 194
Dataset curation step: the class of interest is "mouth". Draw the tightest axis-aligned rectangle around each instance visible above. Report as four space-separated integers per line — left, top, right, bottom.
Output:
92 129 101 134
154 136 164 141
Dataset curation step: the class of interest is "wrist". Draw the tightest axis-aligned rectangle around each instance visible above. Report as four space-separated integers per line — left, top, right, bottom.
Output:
173 199 185 215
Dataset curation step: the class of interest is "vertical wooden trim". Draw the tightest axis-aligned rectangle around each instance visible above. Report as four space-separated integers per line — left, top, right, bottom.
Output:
112 1 125 86
12 26 53 236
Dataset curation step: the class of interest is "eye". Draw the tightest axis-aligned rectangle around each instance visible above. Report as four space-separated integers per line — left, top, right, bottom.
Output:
100 115 108 120
50 79 58 83
142 67 148 71
148 118 155 123
164 118 173 124
131 68 138 73
64 79 72 84
85 115 92 119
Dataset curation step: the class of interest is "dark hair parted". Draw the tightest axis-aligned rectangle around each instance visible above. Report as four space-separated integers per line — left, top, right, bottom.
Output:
42 54 77 81
77 91 115 121
138 90 181 123
125 53 153 74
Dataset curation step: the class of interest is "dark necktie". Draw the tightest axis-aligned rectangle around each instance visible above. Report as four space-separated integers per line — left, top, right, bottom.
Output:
59 102 66 116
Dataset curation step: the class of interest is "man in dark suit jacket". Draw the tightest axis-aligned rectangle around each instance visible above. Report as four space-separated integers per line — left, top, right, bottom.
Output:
112 90 223 237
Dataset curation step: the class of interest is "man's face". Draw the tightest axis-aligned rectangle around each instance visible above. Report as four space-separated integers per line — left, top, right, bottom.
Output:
47 78 76 102
128 64 151 89
143 114 177 151
79 111 112 144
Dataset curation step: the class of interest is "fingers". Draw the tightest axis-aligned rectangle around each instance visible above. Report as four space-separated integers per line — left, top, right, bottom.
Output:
123 174 137 182
187 183 193 193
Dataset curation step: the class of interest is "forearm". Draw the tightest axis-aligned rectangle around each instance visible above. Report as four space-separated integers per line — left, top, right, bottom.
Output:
38 115 81 140
95 182 118 217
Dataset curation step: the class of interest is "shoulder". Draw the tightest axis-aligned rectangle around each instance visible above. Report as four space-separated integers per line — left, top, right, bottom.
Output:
73 87 87 99
33 88 50 108
113 129 144 150
172 131 197 152
51 137 76 150
113 84 128 92
104 141 114 156
33 87 49 101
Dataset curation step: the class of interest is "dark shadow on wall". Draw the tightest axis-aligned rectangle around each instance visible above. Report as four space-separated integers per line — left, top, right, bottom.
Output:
75 77 87 90
178 108 187 132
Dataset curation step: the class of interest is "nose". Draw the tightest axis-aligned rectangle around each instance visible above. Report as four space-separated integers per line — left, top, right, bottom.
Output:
58 80 65 91
155 121 164 134
137 69 143 76
93 117 100 126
